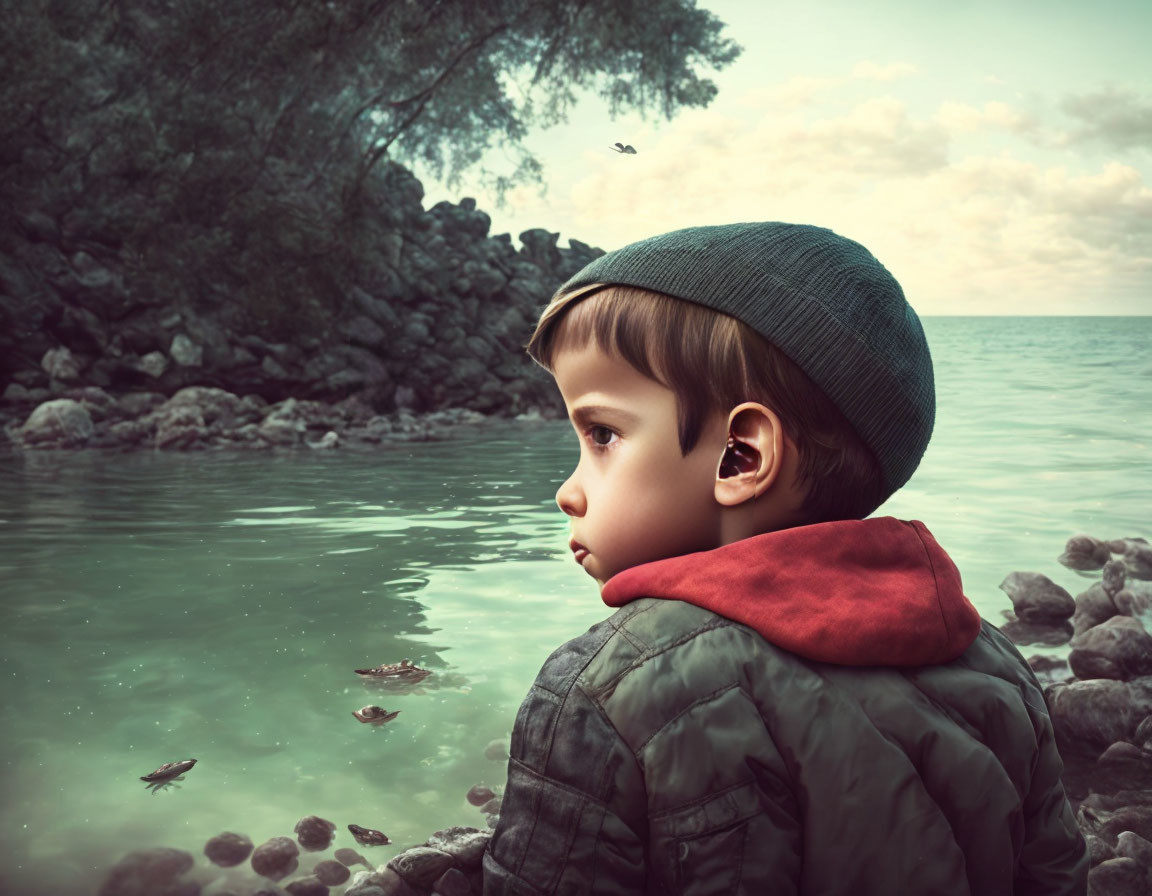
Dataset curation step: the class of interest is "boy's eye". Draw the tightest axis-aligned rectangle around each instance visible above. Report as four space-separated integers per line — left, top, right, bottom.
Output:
588 425 617 447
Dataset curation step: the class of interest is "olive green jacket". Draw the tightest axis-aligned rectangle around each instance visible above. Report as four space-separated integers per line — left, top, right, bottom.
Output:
484 520 1087 894
482 598 1087 894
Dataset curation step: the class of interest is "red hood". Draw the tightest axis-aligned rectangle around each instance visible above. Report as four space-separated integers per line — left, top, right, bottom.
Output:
601 517 981 666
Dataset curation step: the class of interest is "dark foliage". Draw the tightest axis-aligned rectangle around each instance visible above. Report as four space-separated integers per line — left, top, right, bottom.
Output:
0 0 740 338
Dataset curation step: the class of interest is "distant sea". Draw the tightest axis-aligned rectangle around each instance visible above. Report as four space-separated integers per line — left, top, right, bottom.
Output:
0 316 1148 895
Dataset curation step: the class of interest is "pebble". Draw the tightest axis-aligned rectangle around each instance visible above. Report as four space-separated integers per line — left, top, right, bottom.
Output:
295 814 338 851
203 831 254 867
484 738 510 761
314 858 352 885
335 846 372 869
284 876 329 896
251 836 300 881
97 847 194 896
466 784 496 806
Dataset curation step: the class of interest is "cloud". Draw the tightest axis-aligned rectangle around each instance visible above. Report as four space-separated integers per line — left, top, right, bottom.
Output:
1060 88 1152 151
733 61 916 111
852 61 917 82
935 101 1037 136
550 87 1152 314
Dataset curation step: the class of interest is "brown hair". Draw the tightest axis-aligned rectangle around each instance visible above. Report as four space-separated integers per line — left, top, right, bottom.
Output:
524 284 886 524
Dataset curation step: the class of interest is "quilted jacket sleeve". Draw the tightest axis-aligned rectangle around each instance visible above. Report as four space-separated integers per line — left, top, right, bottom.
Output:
483 674 649 894
1013 703 1089 894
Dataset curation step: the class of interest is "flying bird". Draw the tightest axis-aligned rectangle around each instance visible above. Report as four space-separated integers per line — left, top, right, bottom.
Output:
610 142 637 154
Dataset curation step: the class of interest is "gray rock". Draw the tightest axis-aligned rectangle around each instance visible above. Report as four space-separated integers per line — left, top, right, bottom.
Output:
999 572 1075 625
431 867 473 896
1135 715 1152 751
466 784 497 807
313 859 351 885
1094 741 1152 794
262 354 291 380
1115 830 1152 866
1027 655 1073 687
334 847 372 869
1108 538 1152 581
18 398 94 446
1047 679 1142 753
170 334 203 367
1103 559 1128 597
154 404 208 449
484 738 510 761
1059 534 1111 571
1077 790 1152 846
480 797 502 816
1072 582 1119 637
3 382 31 402
1069 617 1152 681
426 827 490 869
203 831 254 867
1000 614 1072 647
1087 857 1147 895
259 417 305 446
306 430 340 450
388 847 455 888
348 867 418 896
137 351 170 378
294 814 337 851
97 847 195 896
62 385 118 420
284 876 328 896
1084 833 1115 867
1113 589 1152 620
251 836 300 881
41 346 81 381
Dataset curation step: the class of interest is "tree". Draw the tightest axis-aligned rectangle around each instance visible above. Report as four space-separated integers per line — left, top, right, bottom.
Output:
0 0 741 336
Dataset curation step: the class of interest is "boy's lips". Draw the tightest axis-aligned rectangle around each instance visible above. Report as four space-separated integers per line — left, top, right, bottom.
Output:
568 538 589 565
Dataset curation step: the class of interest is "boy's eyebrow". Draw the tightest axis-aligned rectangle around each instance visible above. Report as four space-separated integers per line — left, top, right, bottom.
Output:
569 405 642 427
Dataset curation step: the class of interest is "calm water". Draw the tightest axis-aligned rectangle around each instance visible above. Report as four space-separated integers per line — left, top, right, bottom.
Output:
1 317 1149 894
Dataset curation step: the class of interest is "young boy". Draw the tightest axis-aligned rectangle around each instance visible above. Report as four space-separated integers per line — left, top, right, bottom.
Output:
482 222 1088 894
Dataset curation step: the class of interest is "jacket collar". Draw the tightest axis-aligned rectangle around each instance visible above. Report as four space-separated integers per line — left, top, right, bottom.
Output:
600 517 981 666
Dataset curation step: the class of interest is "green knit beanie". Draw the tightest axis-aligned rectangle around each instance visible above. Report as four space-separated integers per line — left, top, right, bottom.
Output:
556 221 935 502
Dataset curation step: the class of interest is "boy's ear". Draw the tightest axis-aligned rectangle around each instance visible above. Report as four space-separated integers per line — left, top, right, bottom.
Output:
714 403 787 506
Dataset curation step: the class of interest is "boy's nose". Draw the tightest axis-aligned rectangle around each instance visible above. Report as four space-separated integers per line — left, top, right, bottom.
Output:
555 475 585 517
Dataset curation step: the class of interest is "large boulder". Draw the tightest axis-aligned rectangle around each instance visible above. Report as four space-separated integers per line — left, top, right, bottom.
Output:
1046 679 1143 754
999 572 1075 625
16 398 94 446
1059 535 1111 571
1069 616 1152 681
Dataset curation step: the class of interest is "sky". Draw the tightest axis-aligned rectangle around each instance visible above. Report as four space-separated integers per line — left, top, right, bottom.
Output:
413 0 1152 315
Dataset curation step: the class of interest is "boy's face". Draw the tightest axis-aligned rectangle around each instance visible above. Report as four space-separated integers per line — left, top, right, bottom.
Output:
552 339 730 589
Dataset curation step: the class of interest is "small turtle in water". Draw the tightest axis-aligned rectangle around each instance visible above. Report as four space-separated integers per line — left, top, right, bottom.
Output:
348 824 391 846
353 705 400 725
354 659 430 683
140 758 196 793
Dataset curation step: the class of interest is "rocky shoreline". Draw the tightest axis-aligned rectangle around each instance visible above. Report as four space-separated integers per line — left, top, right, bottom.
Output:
1001 534 1152 895
1 384 553 453
2 162 601 445
84 534 1152 896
